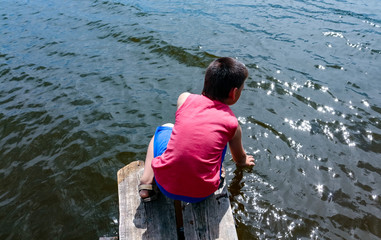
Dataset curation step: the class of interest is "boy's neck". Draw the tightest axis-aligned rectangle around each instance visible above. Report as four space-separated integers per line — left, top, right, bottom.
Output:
222 98 235 106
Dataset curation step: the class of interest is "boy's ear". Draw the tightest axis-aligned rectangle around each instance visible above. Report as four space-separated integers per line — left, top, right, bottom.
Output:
228 87 238 100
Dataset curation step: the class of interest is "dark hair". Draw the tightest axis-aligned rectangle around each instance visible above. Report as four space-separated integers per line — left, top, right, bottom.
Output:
202 57 248 102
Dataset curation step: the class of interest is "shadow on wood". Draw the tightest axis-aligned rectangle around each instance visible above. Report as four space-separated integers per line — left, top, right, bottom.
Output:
118 161 177 239
118 161 237 240
181 178 236 240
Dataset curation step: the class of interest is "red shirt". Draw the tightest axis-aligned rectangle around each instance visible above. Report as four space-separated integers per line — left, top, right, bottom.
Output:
152 94 238 198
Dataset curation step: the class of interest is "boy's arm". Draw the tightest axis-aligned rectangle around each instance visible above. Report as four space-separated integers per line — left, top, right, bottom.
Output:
229 125 255 167
177 92 191 110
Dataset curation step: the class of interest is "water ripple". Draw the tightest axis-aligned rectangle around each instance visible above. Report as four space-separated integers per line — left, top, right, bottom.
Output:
1 0 380 239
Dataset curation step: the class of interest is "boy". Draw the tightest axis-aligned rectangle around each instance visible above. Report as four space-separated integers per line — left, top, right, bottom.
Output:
139 57 255 203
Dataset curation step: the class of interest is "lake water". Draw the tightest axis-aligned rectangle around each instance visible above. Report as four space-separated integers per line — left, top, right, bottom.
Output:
1 0 380 239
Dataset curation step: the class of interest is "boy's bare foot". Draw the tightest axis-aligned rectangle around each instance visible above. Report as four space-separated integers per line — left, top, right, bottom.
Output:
139 189 149 198
221 166 226 179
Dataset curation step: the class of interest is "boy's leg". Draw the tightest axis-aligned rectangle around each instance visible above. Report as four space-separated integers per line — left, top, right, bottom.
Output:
139 135 155 199
138 123 173 200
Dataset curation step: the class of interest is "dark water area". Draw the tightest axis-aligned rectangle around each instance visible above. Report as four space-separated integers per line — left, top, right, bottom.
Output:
1 0 380 239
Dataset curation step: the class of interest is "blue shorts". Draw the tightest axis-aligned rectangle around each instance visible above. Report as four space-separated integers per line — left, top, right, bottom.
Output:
153 125 227 203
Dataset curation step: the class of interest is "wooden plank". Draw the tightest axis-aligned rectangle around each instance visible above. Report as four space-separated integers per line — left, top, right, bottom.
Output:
118 160 238 240
181 179 238 240
117 161 177 240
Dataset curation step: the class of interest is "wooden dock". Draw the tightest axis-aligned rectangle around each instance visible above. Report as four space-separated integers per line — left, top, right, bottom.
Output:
117 160 238 240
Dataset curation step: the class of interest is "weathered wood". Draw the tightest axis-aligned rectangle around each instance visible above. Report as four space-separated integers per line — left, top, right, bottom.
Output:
181 179 238 240
117 161 177 240
118 161 238 240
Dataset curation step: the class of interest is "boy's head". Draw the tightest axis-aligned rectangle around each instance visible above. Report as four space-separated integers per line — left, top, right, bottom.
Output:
202 57 248 103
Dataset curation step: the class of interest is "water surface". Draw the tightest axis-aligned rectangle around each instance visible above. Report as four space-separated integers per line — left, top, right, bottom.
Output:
0 0 380 239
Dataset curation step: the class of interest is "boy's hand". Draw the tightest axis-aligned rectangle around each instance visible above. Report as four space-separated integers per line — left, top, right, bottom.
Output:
236 154 255 167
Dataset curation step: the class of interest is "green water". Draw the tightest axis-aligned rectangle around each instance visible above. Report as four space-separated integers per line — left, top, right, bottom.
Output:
0 0 380 239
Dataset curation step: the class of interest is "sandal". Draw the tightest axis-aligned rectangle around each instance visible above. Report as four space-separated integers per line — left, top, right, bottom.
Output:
138 184 158 202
